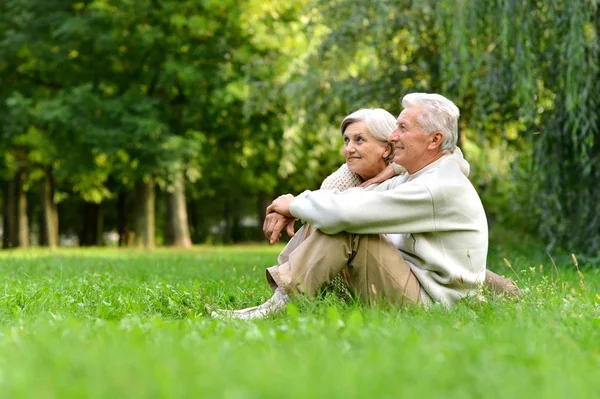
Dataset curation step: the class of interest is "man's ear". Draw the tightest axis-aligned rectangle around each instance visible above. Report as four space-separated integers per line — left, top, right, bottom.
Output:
428 132 444 150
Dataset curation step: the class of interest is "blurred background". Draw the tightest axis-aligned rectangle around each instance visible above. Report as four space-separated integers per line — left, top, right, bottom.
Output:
0 0 597 255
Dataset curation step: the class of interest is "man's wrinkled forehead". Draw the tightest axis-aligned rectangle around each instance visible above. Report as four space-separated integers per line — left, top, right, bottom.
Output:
396 107 422 126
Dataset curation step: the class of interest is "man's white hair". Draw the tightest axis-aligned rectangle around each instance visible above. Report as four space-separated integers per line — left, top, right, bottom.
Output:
401 93 460 153
340 108 396 163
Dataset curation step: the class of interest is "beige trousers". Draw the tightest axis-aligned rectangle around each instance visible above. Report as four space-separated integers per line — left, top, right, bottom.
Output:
267 226 421 306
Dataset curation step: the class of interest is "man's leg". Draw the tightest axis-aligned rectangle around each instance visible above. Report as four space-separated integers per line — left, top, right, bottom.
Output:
212 229 420 320
266 224 316 291
268 230 421 306
276 224 313 266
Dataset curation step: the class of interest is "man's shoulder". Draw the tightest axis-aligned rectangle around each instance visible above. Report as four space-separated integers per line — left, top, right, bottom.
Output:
425 156 469 180
386 174 411 188
419 157 487 221
419 157 479 197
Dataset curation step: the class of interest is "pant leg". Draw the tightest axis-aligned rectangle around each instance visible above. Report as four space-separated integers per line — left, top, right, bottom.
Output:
345 233 421 306
267 229 421 306
266 224 316 291
276 225 313 265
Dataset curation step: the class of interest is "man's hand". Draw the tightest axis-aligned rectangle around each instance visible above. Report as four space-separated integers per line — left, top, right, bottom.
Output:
263 194 297 244
266 194 295 217
263 212 296 244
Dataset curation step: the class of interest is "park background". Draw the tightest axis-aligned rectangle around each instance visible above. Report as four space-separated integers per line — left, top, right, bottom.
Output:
0 1 599 398
1 0 598 255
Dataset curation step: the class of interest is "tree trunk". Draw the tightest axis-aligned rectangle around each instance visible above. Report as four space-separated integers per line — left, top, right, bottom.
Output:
79 202 104 246
40 169 59 248
117 190 131 247
3 179 17 249
165 172 192 247
17 173 29 247
132 178 155 248
2 172 29 248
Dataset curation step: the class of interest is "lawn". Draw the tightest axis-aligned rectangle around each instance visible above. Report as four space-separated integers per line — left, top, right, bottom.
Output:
0 230 598 398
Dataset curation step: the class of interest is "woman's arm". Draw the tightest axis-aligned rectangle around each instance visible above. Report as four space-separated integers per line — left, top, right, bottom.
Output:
360 163 406 187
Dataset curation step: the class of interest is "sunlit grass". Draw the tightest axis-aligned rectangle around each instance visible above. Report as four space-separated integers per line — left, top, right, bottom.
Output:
0 237 598 398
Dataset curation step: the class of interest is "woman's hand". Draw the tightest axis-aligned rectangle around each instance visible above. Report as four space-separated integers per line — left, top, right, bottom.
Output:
360 163 397 187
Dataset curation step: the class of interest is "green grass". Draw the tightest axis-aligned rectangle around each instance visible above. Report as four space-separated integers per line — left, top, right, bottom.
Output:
0 233 599 399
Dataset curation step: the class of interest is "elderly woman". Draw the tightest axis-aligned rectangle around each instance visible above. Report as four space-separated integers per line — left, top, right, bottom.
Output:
322 108 401 190
213 108 518 319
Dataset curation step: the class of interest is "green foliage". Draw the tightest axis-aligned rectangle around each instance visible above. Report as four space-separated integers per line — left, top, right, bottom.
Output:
0 0 213 200
0 0 598 248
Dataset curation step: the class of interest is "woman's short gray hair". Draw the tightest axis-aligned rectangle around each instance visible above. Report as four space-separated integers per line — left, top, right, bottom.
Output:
340 108 396 141
340 108 396 163
401 93 460 153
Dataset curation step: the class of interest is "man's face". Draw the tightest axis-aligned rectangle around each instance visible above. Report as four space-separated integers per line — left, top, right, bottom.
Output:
389 107 436 174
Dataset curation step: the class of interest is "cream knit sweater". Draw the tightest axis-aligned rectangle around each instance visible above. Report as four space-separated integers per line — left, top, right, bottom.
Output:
289 154 488 308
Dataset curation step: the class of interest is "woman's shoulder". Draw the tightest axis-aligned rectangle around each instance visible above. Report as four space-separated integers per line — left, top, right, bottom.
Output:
320 163 362 191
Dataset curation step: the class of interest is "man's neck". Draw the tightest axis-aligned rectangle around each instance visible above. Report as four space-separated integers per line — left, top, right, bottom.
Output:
407 152 446 175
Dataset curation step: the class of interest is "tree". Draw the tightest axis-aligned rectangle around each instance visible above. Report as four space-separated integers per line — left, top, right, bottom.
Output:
1 0 205 248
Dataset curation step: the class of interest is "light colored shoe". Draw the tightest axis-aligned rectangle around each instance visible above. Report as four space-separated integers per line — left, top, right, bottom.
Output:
211 288 289 320
211 305 260 318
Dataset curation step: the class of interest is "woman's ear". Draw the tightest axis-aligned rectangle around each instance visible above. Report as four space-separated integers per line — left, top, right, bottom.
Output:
383 143 393 160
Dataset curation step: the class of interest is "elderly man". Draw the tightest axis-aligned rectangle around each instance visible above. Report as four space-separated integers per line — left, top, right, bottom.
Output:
213 93 488 319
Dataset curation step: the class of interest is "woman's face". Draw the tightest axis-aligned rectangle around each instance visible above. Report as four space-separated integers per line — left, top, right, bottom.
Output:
343 121 391 180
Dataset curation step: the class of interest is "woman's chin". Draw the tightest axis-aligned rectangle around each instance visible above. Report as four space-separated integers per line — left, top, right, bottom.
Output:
347 165 360 175
350 169 369 180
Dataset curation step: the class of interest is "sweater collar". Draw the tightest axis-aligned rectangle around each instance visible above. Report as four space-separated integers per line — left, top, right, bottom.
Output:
407 154 451 179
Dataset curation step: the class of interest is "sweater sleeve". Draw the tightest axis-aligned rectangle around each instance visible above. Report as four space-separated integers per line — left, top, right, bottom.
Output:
289 181 436 235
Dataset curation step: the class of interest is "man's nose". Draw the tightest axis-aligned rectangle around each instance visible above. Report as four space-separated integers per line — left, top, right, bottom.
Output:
389 129 399 142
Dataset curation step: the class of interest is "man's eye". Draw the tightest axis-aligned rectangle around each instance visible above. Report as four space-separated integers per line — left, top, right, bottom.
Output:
357 137 365 143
